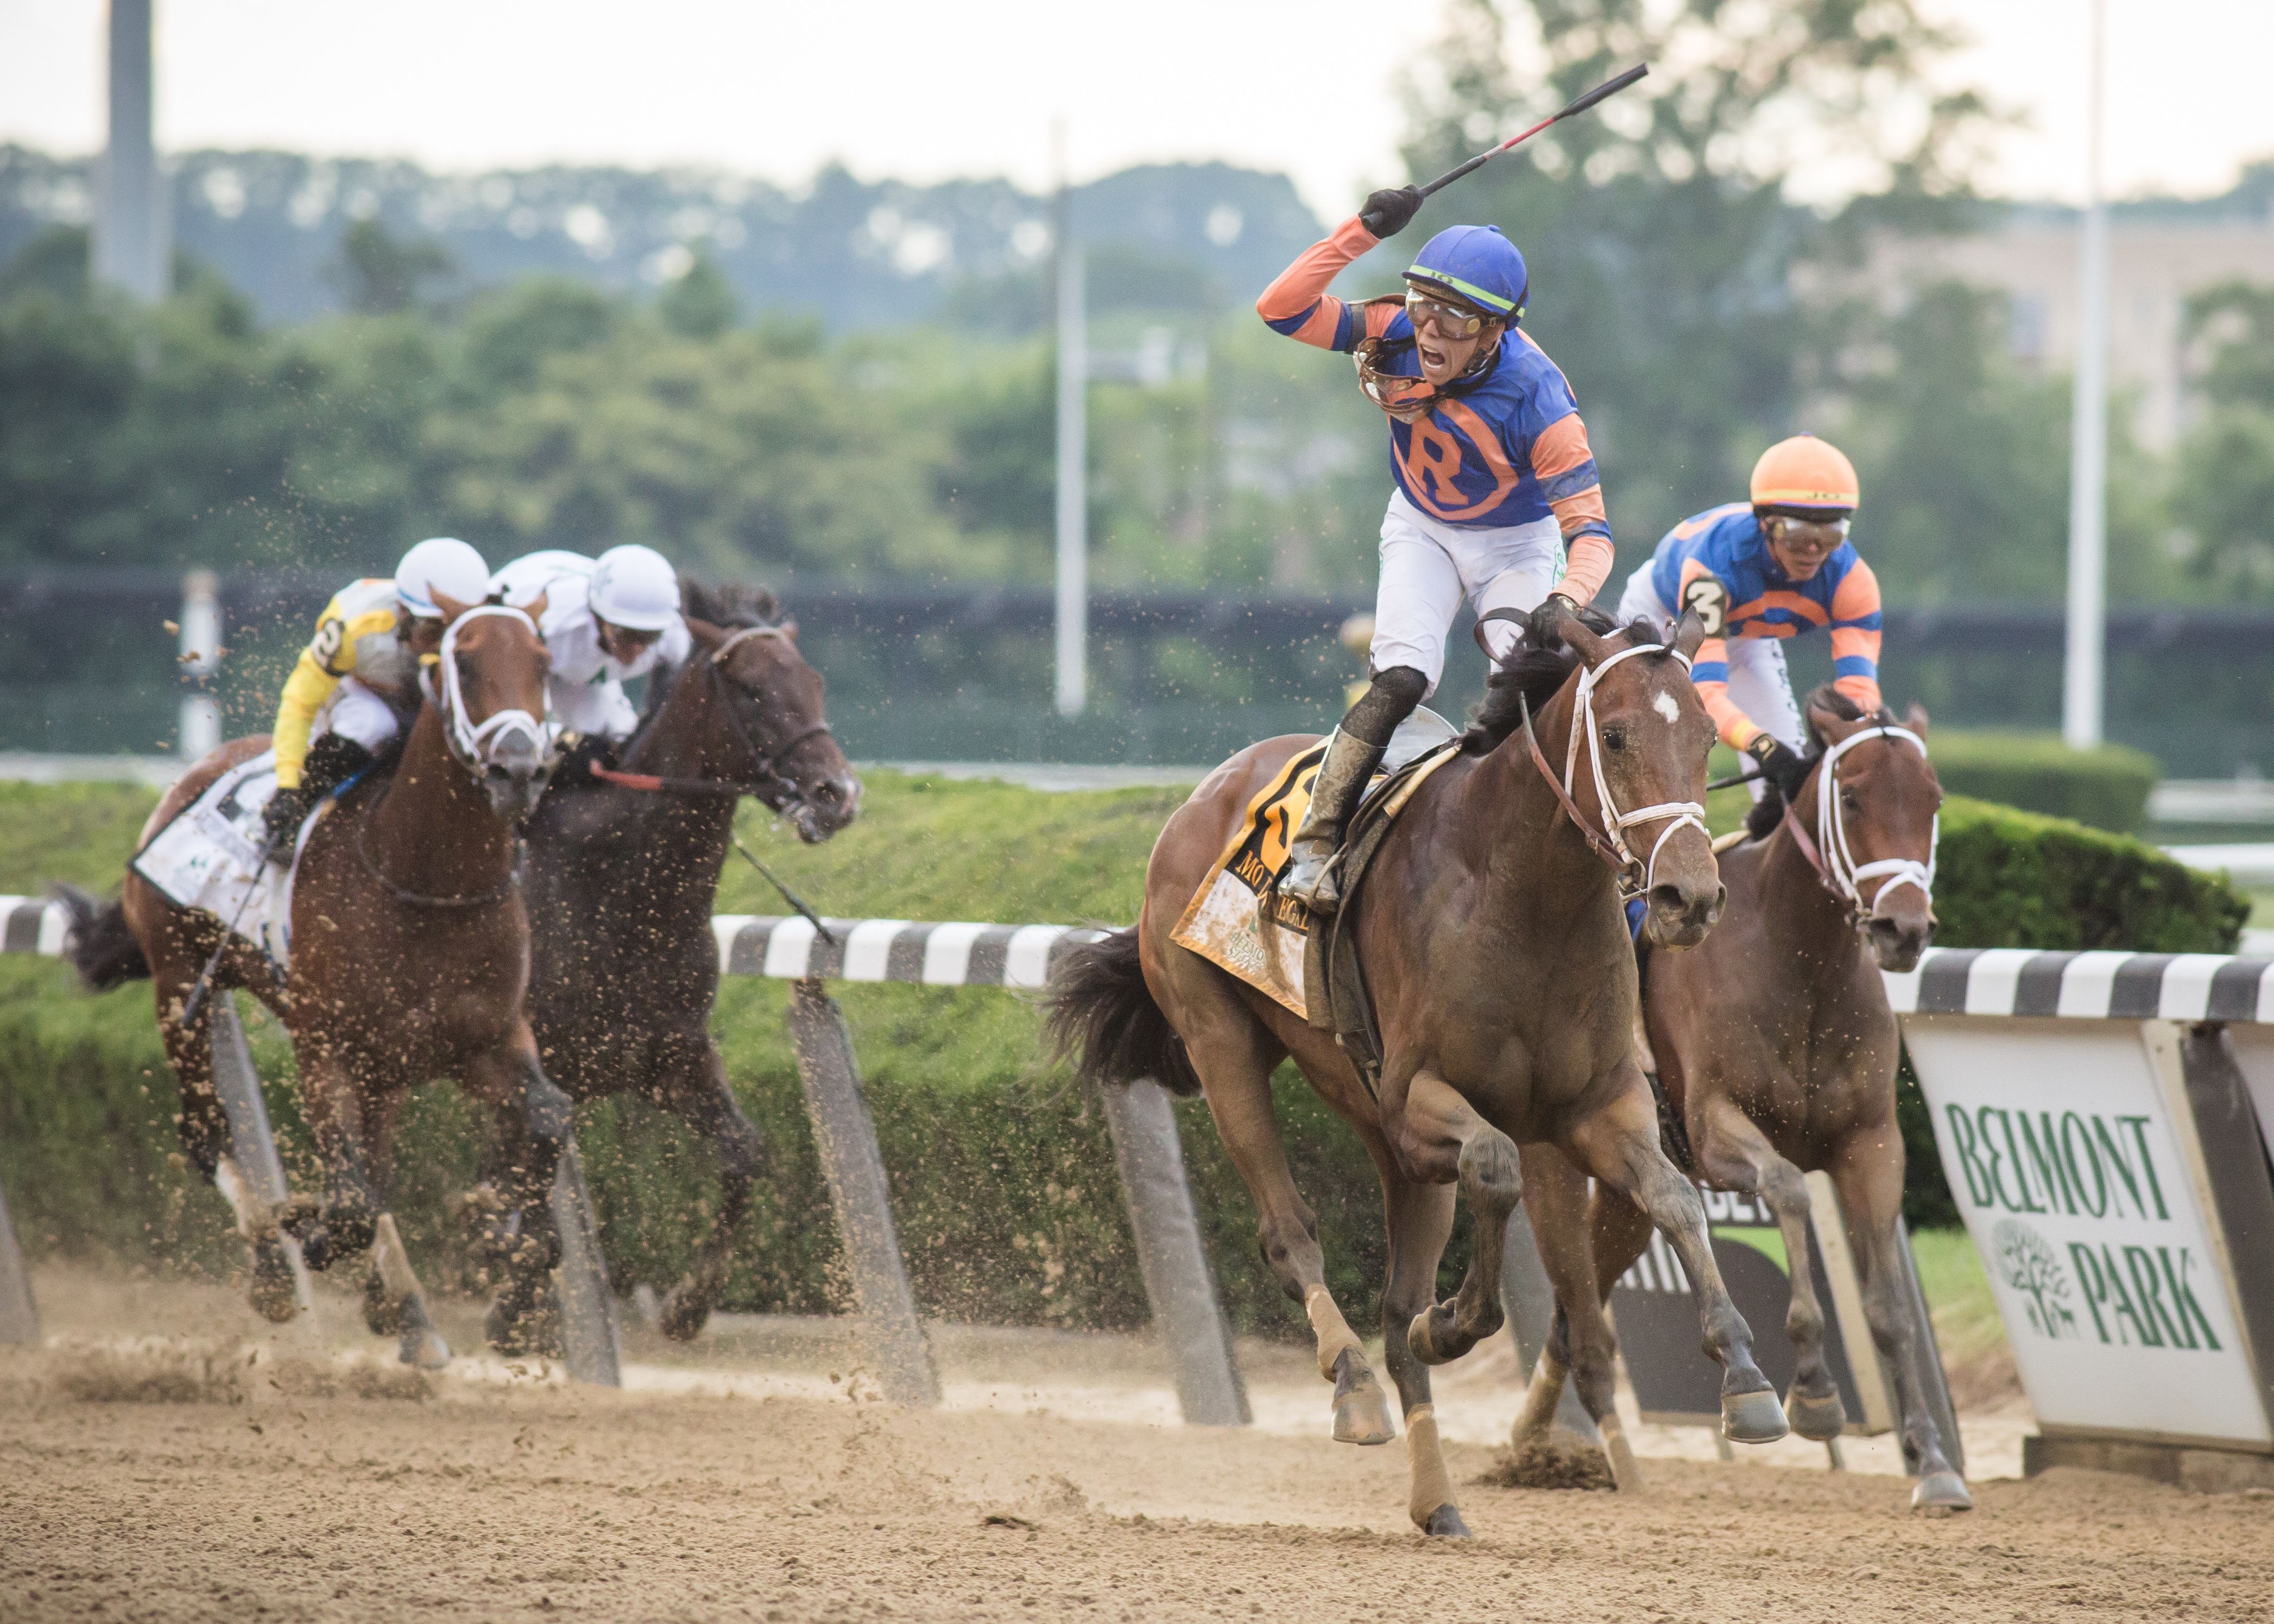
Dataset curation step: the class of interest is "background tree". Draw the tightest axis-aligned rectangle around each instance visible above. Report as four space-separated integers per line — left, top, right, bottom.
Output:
2172 280 2274 595
325 218 454 315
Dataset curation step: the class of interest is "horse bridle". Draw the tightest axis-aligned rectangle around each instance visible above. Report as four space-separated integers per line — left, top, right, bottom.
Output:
418 604 558 783
588 624 833 813
1782 724 1937 927
1519 641 1710 901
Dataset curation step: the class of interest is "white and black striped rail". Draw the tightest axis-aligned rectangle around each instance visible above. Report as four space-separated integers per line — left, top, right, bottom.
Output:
709 915 1108 989
1886 946 2274 1023
0 897 68 957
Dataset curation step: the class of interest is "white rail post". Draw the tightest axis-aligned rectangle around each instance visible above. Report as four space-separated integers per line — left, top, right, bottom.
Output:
208 995 314 1316
550 1141 624 1387
0 1174 39 1345
1098 1078 1249 1425
787 978 940 1405
178 569 222 762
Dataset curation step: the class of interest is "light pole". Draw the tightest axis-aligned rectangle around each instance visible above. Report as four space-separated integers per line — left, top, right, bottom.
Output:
2063 0 2109 749
94 0 169 302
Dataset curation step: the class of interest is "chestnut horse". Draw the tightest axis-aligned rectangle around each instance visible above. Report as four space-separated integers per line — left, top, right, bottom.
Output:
66 601 560 1363
1051 609 1789 1538
1519 685 1972 1510
514 582 860 1341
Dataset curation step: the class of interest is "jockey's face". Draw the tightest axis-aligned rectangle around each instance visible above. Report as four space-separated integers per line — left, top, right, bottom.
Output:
598 618 662 665
1762 514 1850 580
1409 304 1501 388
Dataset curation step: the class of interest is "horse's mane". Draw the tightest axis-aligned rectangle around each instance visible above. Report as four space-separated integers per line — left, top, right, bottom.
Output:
681 579 783 630
1458 609 1659 756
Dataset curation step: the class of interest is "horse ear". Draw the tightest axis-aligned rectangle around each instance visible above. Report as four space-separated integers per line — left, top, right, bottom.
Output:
523 590 547 624
1562 611 1609 668
1904 700 1930 740
1672 608 1707 661
683 615 724 647
778 617 799 643
1807 692 1867 745
429 587 475 623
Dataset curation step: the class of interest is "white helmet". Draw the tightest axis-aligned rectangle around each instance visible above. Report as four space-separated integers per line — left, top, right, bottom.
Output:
395 537 491 619
589 544 680 632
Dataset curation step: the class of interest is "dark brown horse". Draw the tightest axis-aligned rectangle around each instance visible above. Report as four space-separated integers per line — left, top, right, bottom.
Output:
67 599 561 1362
513 582 860 1341
1051 609 1790 1537
1518 685 1972 1510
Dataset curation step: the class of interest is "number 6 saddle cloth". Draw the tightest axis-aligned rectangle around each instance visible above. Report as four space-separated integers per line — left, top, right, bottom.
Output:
1171 707 1461 1028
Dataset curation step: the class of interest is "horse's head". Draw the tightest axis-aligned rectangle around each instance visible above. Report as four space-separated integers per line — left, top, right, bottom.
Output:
686 612 861 843
1559 607 1726 948
1802 691 1941 971
429 593 557 822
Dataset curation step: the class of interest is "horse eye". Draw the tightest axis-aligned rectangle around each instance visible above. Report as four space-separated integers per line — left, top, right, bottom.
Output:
1841 790 1861 813
1602 726 1626 751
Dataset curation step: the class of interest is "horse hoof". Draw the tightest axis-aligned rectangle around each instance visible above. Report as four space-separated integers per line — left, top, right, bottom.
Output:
362 1272 401 1337
1405 1304 1465 1367
1420 1505 1473 1539
1912 1471 1974 1513
1721 1387 1789 1444
248 1238 300 1324
1330 1350 1396 1446
658 1284 711 1343
1784 1386 1847 1442
399 1325 452 1370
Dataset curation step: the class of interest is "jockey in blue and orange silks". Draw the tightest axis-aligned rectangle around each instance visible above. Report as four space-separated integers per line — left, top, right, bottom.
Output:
1615 434 1882 802
1258 185 1618 911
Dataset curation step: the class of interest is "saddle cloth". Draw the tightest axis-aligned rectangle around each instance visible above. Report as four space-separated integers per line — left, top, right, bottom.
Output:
130 749 325 971
1171 707 1461 1022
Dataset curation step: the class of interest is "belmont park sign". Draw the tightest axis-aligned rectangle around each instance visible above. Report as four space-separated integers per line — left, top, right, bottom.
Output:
1901 998 2274 1450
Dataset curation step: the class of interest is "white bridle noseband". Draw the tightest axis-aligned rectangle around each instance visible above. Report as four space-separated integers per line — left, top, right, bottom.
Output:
1562 642 1710 899
421 604 556 773
1810 724 1936 919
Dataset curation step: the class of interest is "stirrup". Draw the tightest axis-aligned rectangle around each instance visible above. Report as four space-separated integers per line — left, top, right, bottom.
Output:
1280 842 1344 912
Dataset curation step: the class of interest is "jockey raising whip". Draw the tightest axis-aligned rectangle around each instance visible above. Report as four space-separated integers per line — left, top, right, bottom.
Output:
1260 63 1648 913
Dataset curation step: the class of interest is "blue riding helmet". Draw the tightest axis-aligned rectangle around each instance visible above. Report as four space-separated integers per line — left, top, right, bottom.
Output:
1406 224 1528 322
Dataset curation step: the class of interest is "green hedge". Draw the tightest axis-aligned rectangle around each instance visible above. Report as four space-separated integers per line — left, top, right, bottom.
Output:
0 772 2246 1336
1923 730 2159 834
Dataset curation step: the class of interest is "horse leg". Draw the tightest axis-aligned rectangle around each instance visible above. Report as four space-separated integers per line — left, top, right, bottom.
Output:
1516 1143 1645 1490
352 1091 451 1369
282 1049 381 1275
461 1033 573 1357
1830 1140 1973 1512
1691 1099 1844 1440
1191 1023 1393 1446
655 1041 767 1342
1566 1073 1785 1444
1397 1069 1522 1367
1379 1171 1470 1536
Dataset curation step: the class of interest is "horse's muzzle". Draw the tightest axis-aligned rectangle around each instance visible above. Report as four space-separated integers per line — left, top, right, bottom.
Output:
787 771 862 843
481 731 552 821
1868 912 1932 973
1645 879 1726 950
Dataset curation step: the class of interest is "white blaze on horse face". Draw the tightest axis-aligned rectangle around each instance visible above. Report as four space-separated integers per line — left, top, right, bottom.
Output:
1652 690 1681 725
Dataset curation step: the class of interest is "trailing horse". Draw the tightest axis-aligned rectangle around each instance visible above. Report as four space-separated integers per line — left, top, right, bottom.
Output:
1049 606 1786 1537
65 601 561 1363
515 582 860 1339
1519 684 1973 1511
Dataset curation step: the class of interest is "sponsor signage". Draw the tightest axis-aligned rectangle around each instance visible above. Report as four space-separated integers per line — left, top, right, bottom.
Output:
1905 1017 2273 1449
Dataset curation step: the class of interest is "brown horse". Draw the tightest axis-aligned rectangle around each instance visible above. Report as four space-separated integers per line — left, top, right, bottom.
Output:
66 599 561 1363
1518 685 1972 1511
1051 609 1790 1537
516 582 861 1341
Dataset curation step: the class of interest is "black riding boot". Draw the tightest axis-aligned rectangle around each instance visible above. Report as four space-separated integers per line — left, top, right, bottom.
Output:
1279 666 1427 913
261 733 378 858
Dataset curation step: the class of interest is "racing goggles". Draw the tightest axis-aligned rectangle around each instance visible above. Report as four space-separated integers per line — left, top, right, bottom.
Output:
1404 288 1490 339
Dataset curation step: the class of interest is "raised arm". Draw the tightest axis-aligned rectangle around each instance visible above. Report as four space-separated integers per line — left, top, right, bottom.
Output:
1256 217 1402 352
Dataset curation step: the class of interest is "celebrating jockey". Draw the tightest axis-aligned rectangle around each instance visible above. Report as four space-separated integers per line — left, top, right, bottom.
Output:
1615 434 1880 800
489 544 691 751
260 537 493 857
1258 186 1616 910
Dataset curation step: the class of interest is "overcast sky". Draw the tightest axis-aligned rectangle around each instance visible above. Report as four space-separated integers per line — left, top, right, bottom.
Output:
1 1 2268 218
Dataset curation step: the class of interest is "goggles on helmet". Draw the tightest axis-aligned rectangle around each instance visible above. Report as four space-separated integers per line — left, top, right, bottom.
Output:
1404 288 1489 340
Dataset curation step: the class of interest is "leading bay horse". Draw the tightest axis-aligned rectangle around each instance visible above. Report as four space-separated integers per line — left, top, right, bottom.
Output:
1519 684 1973 1510
511 581 860 1341
1050 607 1787 1537
66 599 563 1362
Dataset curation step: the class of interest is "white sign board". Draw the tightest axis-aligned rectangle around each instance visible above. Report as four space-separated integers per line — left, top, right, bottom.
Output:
1905 1016 2272 1449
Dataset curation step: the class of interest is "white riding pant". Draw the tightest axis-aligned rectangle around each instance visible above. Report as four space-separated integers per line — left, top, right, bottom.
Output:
550 674 641 742
1615 565 1805 795
1368 489 1565 696
314 676 403 756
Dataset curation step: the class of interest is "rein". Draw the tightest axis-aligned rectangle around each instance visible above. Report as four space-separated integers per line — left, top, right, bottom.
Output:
1782 724 1936 927
1517 641 1709 900
588 624 832 804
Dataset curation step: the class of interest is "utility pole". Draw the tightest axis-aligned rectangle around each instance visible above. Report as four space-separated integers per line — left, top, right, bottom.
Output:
1052 127 1088 718
178 570 221 761
95 0 170 303
2063 0 2108 749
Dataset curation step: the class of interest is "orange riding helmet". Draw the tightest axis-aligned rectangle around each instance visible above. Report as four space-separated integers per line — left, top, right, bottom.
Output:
1749 434 1860 517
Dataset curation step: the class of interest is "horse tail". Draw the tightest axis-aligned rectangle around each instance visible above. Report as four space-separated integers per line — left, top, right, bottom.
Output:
55 885 150 990
1041 926 1200 1097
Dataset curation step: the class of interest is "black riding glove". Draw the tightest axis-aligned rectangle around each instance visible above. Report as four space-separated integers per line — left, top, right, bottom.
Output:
1358 186 1424 239
260 785 311 861
1525 593 1580 650
1747 735 1814 800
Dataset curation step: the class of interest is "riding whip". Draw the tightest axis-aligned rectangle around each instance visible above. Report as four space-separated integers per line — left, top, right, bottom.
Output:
178 844 273 1029
729 831 839 949
1416 63 1650 199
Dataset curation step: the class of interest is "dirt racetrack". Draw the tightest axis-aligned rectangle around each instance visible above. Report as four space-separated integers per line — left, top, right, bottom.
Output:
5 1269 2271 1623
